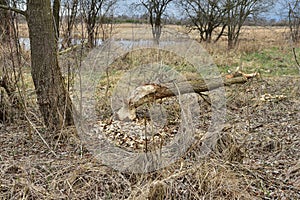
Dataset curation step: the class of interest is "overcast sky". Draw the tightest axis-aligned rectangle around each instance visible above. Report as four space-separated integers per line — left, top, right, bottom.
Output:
114 0 184 18
114 0 286 21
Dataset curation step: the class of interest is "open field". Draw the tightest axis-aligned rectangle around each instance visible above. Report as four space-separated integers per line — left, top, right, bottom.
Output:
17 22 291 43
1 23 300 199
18 22 299 75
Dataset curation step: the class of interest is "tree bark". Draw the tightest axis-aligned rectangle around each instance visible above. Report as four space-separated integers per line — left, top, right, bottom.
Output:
0 0 10 42
141 0 173 43
27 0 73 129
53 0 60 40
116 72 258 120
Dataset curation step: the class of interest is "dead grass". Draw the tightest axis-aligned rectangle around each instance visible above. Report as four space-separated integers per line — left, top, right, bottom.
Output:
0 123 247 199
1 76 299 199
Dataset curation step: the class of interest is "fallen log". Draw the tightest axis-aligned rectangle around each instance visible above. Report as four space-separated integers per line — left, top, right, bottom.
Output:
116 71 258 120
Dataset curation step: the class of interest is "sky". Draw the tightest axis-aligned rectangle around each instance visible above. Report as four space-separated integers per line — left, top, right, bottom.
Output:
114 0 287 21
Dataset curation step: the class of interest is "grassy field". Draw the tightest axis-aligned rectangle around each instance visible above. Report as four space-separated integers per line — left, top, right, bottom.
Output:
113 24 299 76
17 22 300 75
1 23 299 199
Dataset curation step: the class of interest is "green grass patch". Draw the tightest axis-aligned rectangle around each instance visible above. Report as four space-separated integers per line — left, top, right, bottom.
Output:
240 47 300 76
216 47 300 76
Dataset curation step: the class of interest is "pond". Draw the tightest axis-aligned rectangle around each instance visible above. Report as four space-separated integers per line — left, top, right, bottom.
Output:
18 37 177 51
19 38 102 51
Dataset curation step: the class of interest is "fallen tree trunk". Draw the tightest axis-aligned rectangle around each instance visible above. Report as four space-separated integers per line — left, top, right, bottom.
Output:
116 71 258 120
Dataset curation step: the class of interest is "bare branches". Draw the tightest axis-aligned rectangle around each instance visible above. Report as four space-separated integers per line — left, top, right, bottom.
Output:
288 0 300 43
80 0 117 47
292 47 300 74
287 0 300 74
140 0 174 43
180 0 273 48
0 4 26 16
180 0 226 43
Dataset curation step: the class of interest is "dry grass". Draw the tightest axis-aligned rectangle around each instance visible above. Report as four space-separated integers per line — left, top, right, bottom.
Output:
0 123 248 199
2 83 299 199
1 74 299 199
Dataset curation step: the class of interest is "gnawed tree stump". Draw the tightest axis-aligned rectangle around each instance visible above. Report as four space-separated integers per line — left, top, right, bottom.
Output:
116 71 258 120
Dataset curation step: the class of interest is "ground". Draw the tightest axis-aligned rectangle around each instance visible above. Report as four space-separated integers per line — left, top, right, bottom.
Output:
0 24 300 199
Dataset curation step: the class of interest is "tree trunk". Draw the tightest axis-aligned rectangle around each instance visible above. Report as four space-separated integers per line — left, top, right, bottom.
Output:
27 0 73 129
53 0 60 40
116 72 258 120
87 23 95 48
152 18 162 44
0 0 10 42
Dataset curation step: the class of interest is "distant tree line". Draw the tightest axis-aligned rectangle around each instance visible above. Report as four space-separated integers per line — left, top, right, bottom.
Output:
2 0 298 48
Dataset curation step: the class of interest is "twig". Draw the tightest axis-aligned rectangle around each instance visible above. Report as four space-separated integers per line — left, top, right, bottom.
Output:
198 92 211 106
0 4 26 16
58 42 87 55
292 47 300 74
24 114 58 157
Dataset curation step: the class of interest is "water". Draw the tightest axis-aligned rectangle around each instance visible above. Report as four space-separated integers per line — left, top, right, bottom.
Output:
19 37 102 51
18 37 176 51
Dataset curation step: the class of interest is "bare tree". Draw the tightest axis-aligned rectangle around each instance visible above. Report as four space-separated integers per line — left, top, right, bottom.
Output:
80 0 117 48
140 0 174 44
60 0 79 48
286 0 300 73
179 0 226 43
180 0 273 48
288 0 300 43
0 0 74 129
224 0 273 49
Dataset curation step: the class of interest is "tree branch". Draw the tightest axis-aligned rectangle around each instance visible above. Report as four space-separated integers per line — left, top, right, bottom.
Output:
0 4 26 16
292 47 300 74
116 71 259 120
